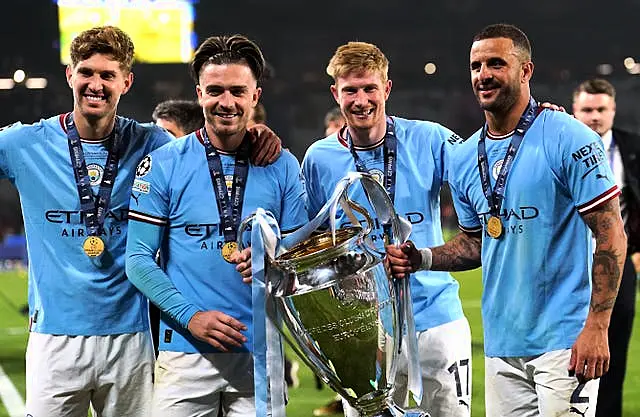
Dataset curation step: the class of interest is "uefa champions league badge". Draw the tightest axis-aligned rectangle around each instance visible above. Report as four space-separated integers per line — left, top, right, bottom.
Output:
136 155 152 177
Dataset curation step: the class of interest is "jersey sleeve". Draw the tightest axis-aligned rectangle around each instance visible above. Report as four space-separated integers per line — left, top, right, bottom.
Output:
145 124 173 154
551 114 620 214
448 176 483 232
301 147 325 219
431 123 461 185
0 122 25 180
278 152 309 232
125 150 199 329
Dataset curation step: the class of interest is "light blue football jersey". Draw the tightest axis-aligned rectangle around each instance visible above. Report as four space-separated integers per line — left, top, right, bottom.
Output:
447 109 620 357
302 116 465 331
126 131 307 354
0 114 172 335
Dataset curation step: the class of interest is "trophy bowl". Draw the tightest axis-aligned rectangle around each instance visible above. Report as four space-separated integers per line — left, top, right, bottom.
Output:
242 173 428 417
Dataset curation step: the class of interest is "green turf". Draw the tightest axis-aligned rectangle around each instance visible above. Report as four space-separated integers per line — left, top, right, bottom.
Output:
0 268 639 416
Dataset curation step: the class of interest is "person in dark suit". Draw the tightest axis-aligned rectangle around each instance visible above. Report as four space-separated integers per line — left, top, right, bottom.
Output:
573 78 640 417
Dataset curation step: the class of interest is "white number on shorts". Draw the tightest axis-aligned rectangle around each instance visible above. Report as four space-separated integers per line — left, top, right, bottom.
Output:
447 359 470 398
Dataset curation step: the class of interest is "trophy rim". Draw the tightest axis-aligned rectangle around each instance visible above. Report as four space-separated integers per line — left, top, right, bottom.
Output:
276 226 363 263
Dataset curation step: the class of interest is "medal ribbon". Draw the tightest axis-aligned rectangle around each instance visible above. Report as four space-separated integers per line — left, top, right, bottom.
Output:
66 113 123 238
477 97 538 219
345 116 397 237
200 128 251 244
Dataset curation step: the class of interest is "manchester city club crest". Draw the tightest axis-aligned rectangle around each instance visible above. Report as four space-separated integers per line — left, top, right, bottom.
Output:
86 163 104 186
136 155 152 177
492 159 504 181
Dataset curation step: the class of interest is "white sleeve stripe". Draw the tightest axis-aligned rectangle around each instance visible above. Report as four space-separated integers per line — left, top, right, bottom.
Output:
128 210 168 226
459 223 483 233
577 187 621 213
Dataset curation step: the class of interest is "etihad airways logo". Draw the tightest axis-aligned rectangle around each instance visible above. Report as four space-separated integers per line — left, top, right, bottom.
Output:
478 206 540 236
44 209 127 237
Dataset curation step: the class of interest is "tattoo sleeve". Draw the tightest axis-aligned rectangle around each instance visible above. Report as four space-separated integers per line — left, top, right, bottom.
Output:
430 231 482 271
581 198 627 318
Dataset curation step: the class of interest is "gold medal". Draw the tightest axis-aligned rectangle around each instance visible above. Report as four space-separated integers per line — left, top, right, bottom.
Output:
83 236 105 258
221 241 238 263
486 216 503 239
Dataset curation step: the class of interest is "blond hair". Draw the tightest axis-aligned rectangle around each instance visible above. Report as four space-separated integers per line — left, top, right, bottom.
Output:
326 42 389 82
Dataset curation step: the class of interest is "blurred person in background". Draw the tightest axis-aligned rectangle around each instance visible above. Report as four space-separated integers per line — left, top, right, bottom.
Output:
152 99 204 138
126 34 304 416
324 106 345 136
303 41 472 417
388 24 627 417
573 78 640 417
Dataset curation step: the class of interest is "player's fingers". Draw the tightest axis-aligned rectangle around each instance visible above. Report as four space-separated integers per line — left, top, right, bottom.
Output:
574 354 586 381
203 334 229 352
568 346 577 374
594 357 605 380
215 312 247 332
210 329 244 348
388 255 411 267
603 357 610 375
266 141 281 164
400 241 415 254
242 276 252 284
240 266 252 279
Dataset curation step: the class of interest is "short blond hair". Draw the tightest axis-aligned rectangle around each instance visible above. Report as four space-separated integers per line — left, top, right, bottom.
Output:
326 41 389 82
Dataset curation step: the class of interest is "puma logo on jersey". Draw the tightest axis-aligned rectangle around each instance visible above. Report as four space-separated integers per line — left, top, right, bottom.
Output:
569 406 588 416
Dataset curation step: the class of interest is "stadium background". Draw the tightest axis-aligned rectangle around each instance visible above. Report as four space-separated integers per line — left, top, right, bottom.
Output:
0 0 639 416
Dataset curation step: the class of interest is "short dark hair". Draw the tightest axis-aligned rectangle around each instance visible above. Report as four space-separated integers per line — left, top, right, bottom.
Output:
472 23 532 61
324 107 344 127
152 100 204 135
70 26 135 73
573 78 616 100
190 34 265 84
252 102 267 124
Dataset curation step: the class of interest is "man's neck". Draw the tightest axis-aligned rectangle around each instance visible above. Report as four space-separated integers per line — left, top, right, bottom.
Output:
347 116 387 147
205 124 246 152
485 94 530 136
72 108 116 141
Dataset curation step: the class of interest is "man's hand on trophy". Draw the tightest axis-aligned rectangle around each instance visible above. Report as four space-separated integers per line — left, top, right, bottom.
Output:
187 311 248 351
230 247 252 283
248 124 282 166
385 241 423 279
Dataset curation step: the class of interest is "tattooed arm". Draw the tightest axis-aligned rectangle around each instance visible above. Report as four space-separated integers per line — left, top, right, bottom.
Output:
431 231 483 271
385 230 482 278
569 197 627 382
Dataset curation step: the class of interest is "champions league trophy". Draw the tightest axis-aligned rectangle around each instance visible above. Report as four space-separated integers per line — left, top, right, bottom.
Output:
239 173 428 417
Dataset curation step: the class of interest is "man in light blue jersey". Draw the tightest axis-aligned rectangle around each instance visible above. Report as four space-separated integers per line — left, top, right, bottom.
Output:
387 24 627 417
0 26 281 417
302 41 471 417
0 26 173 417
126 34 307 417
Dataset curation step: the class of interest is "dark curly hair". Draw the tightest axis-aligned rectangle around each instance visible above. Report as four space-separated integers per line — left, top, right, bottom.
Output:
190 34 265 84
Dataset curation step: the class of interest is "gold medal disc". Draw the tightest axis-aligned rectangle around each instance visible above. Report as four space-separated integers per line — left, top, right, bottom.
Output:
83 236 105 258
221 241 238 263
486 216 503 239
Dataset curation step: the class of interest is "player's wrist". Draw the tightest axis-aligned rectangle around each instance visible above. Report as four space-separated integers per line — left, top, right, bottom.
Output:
418 247 432 271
